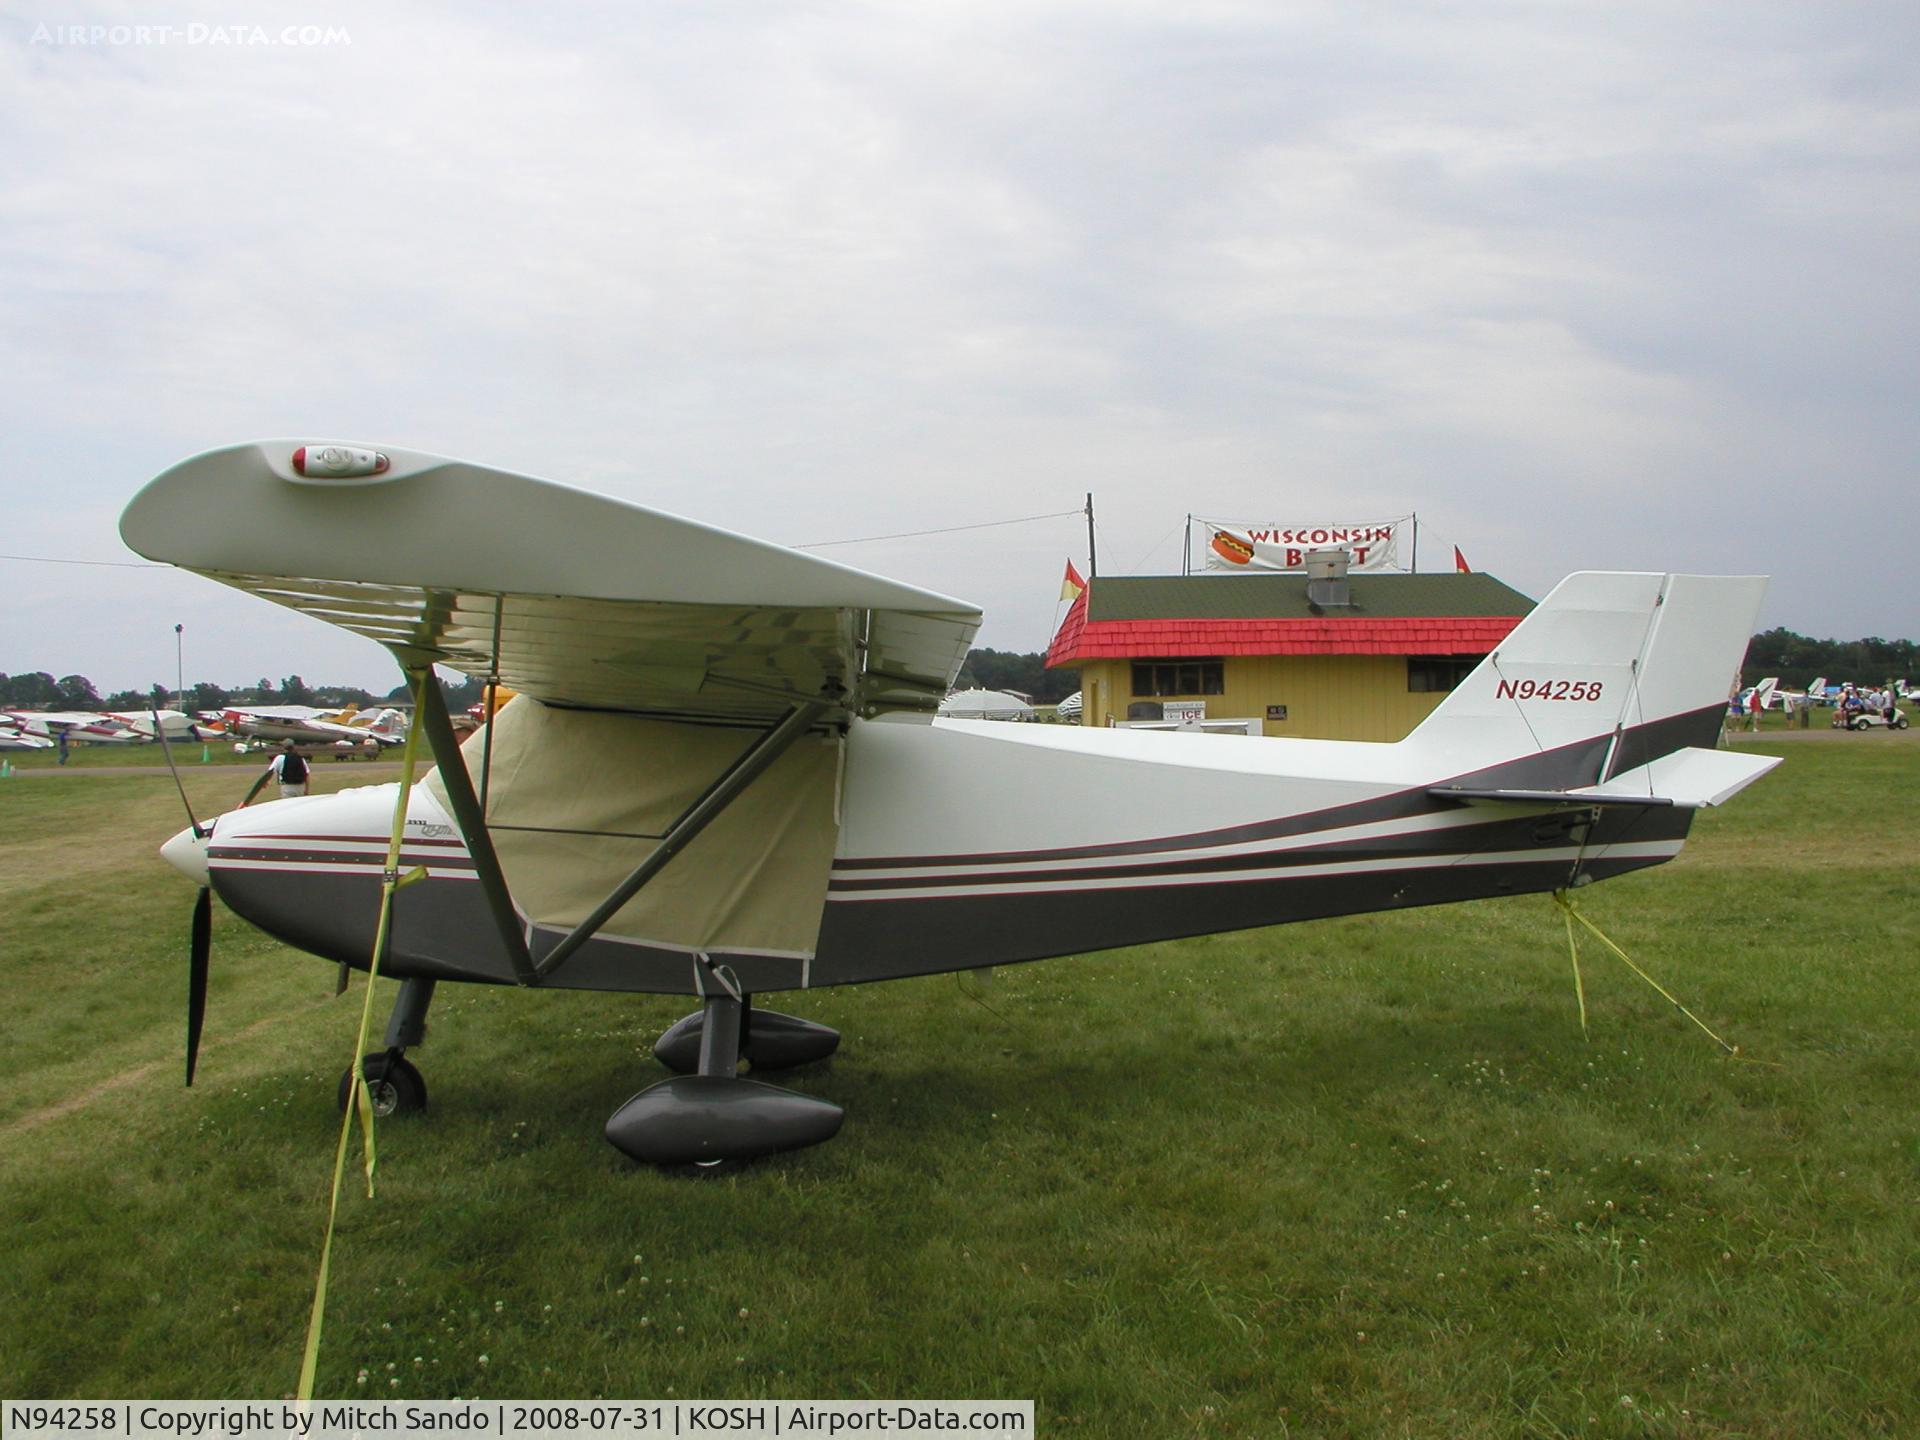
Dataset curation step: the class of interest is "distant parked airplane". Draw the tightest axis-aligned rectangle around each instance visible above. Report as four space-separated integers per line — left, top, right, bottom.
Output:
220 704 408 749
0 708 221 744
1730 676 1828 714
1 710 145 744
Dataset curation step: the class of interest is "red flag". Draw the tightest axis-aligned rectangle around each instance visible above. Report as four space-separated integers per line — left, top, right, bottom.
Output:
1453 546 1471 574
1060 560 1087 601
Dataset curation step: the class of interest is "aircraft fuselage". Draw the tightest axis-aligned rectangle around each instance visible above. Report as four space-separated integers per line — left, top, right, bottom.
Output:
176 707 1713 997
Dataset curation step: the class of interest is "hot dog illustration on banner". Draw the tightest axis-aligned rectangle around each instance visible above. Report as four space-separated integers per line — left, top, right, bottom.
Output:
1210 530 1256 566
1199 518 1405 572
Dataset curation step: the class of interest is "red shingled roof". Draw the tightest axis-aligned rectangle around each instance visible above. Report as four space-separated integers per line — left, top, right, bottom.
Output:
1046 574 1530 667
1046 588 1090 668
1049 615 1521 664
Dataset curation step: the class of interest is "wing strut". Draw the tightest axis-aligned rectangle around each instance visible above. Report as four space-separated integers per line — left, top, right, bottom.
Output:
532 698 832 980
410 666 541 986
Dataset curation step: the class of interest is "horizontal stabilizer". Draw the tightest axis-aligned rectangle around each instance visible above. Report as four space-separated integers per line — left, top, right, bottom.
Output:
1431 747 1780 811
1570 746 1781 809
1428 786 1674 809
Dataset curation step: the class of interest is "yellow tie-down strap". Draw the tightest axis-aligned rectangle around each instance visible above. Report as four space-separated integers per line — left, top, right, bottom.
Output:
1549 888 1761 1061
298 667 432 1401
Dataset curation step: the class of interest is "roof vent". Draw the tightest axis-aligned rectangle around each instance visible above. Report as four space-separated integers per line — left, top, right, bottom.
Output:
1305 549 1352 608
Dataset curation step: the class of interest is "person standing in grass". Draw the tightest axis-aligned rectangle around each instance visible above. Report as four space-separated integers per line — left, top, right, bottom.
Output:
268 740 309 797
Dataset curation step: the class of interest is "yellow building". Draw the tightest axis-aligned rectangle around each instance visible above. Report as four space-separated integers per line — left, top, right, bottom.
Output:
1046 571 1534 742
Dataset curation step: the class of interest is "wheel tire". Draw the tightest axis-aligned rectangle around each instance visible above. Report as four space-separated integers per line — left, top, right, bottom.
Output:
338 1053 427 1117
1897 717 1909 730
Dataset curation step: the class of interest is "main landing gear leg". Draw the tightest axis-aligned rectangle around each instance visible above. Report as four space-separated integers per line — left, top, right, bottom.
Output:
604 973 843 1168
336 976 435 1117
652 997 841 1074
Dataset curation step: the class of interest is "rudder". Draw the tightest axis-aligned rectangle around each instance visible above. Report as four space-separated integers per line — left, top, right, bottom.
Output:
1404 572 1766 783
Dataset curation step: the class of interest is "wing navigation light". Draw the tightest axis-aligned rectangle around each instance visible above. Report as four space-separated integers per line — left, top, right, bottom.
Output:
291 444 390 479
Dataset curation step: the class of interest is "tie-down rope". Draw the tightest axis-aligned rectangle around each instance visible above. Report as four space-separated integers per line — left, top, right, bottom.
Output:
297 667 432 1401
1549 888 1762 1062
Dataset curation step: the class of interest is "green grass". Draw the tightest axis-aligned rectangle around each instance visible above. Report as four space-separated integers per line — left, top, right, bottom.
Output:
1 741 1917 1434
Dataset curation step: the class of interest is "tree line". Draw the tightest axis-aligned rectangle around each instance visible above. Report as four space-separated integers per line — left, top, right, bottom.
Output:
1740 628 1919 689
0 671 383 713
6 626 1907 716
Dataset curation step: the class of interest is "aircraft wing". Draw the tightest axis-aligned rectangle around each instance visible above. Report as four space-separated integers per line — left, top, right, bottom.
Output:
7 711 143 739
297 717 398 744
228 713 384 745
222 705 338 722
1571 746 1781 808
121 441 983 723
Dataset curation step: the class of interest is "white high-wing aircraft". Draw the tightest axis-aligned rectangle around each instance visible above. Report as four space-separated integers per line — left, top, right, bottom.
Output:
123 441 1779 1167
1741 677 1827 712
114 709 222 742
220 704 407 749
2 710 145 743
1 709 219 745
1774 677 1826 709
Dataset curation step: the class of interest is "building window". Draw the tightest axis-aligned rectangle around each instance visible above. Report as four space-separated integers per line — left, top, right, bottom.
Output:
1408 655 1481 693
1131 659 1225 696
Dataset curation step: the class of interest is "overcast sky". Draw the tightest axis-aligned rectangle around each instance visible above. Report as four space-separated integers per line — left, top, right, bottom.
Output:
4 0 1916 696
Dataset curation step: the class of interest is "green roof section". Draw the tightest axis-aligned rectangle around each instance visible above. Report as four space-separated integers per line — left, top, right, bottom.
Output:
1086 572 1535 622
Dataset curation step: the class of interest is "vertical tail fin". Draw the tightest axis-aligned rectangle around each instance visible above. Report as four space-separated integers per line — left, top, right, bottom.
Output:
1404 572 1767 783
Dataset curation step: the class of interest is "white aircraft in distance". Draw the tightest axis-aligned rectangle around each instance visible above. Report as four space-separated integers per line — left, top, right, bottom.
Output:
0 708 222 745
124 441 1780 1168
1742 677 1827 711
0 725 54 750
114 709 225 742
1779 677 1827 709
1730 677 1780 716
2 710 146 744
220 704 408 750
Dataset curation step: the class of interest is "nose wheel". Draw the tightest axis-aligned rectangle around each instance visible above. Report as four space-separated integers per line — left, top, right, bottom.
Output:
338 1051 427 1117
335 976 436 1117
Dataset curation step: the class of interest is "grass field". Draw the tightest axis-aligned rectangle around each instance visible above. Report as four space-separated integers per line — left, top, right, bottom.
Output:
1 736 1916 1434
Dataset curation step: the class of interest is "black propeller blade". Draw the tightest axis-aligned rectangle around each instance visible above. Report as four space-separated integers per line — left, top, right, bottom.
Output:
154 708 216 1084
187 885 211 1086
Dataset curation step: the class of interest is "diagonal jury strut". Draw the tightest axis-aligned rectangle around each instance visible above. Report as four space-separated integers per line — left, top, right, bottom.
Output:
409 665 541 986
533 698 831 980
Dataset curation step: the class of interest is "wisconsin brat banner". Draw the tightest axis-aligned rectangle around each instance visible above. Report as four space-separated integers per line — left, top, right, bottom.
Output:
1198 517 1407 572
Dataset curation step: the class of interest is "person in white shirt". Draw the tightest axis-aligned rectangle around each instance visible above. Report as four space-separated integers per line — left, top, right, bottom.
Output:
268 740 310 797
